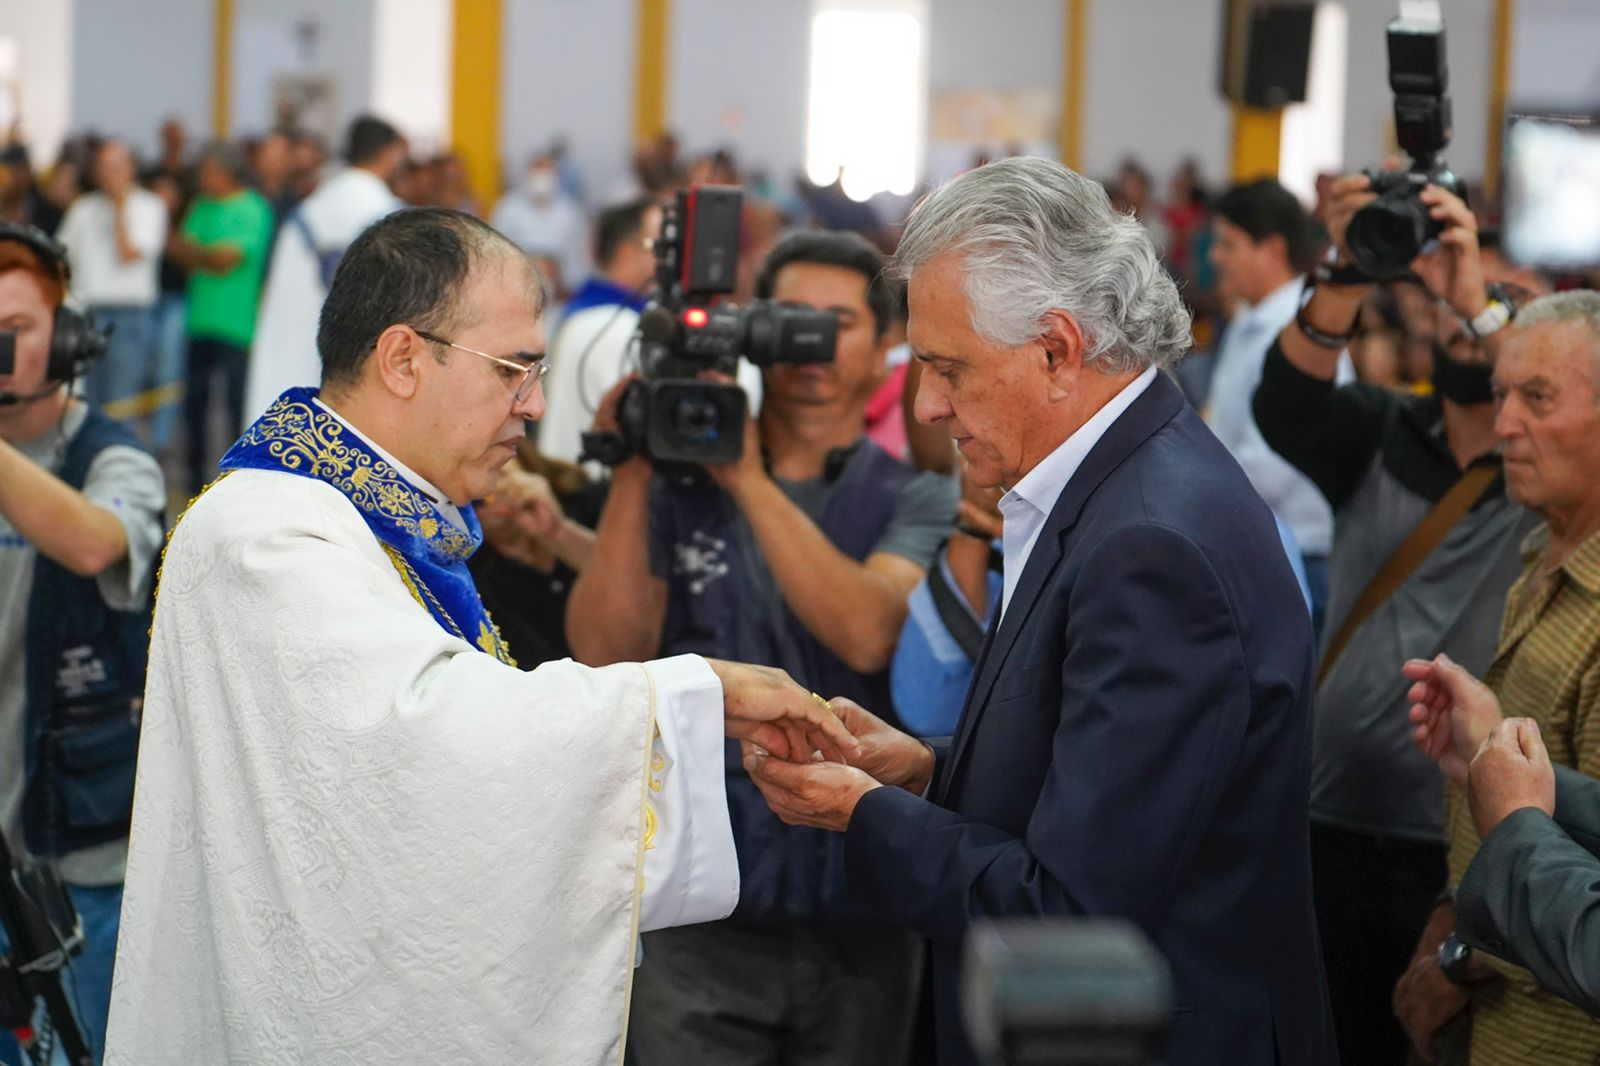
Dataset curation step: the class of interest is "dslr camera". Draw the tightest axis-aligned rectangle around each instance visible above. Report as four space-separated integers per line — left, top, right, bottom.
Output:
1345 2 1468 280
580 186 837 471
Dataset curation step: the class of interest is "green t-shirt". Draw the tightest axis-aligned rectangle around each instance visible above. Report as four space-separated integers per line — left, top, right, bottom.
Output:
181 189 274 347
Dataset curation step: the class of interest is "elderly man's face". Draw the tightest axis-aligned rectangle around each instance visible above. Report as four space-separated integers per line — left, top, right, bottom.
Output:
408 257 546 505
907 252 1061 490
1493 321 1600 518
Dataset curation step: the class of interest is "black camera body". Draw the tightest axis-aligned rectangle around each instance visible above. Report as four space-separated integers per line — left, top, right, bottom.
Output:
581 186 838 471
962 920 1171 1066
1346 7 1467 280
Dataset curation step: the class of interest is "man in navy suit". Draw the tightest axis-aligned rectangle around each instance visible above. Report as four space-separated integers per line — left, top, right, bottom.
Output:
745 157 1335 1066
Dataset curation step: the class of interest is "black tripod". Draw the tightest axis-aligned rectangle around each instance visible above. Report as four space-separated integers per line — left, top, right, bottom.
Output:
0 829 92 1066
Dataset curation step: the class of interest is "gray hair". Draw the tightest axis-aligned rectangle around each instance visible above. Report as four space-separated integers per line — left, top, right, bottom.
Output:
196 139 250 186
890 156 1192 373
1515 290 1600 338
1515 290 1600 392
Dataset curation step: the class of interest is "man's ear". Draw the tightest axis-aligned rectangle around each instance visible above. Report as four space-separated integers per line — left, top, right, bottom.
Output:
1039 309 1087 400
371 324 425 400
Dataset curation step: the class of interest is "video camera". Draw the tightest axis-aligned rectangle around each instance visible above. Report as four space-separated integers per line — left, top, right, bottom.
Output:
963 920 1171 1066
1345 1 1468 280
580 186 838 471
0 830 92 1065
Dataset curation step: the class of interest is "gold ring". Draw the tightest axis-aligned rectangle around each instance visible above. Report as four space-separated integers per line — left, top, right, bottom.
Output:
810 692 830 712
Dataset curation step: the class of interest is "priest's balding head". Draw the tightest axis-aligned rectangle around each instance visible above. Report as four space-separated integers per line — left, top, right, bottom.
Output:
317 207 549 505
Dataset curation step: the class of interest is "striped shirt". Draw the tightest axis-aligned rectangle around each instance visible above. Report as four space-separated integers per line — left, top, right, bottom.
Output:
1445 523 1600 1065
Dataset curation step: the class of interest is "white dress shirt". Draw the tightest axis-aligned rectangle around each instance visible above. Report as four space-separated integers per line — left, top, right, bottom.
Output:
1207 276 1351 557
55 189 167 307
999 366 1158 617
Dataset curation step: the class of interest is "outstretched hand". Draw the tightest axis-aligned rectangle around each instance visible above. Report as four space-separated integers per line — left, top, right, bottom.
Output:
1404 654 1503 788
706 659 860 765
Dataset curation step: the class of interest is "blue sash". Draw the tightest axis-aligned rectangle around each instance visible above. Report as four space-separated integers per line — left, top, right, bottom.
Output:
220 387 516 665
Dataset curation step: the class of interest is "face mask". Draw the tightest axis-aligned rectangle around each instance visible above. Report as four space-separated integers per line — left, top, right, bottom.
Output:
1431 344 1496 407
526 170 558 201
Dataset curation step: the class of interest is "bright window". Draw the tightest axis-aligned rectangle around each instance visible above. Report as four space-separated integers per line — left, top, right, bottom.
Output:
805 0 926 202
1279 2 1348 205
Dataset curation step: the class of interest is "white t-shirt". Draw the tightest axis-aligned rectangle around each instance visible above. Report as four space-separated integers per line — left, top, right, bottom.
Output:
56 190 168 308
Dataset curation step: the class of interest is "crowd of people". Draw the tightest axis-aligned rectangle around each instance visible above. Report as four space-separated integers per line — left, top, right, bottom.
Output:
1 104 1599 1066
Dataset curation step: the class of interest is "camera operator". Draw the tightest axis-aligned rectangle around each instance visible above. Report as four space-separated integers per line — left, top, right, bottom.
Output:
1252 175 1542 1065
0 226 165 1064
567 230 957 1066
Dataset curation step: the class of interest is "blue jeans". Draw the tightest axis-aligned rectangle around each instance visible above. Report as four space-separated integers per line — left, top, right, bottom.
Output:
0 883 122 1066
149 294 187 452
81 307 155 419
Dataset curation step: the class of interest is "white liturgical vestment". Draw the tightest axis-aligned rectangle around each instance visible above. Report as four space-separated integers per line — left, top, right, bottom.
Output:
104 428 740 1064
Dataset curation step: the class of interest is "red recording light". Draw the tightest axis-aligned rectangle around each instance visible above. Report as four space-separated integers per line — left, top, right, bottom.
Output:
685 308 709 328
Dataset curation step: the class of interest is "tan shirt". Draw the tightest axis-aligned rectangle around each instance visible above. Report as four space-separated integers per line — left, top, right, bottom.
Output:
1445 523 1600 1065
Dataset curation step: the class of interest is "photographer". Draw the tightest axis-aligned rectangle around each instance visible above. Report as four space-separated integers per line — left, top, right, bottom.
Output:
567 231 956 1066
1252 176 1539 1065
0 225 165 1064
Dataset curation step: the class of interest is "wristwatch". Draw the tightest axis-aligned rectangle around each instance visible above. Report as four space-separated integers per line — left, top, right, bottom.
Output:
1464 283 1519 339
1437 932 1475 986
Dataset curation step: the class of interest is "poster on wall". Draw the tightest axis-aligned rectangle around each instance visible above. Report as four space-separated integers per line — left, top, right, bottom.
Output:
926 87 1057 187
272 75 340 145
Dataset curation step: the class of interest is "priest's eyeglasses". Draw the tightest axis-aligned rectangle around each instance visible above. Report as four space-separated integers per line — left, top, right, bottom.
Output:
414 328 548 404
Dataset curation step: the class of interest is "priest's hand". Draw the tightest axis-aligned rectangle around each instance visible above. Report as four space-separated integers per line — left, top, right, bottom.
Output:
1405 654 1504 788
705 660 860 765
828 698 935 796
742 744 882 833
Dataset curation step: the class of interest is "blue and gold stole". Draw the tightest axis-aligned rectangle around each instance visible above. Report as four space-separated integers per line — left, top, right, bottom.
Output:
220 387 516 665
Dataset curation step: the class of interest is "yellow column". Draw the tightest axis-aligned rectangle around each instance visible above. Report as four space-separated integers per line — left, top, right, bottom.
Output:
634 0 671 143
211 0 232 138
1485 0 1515 201
1058 0 1087 171
452 0 503 216
1231 106 1283 182
1221 0 1281 183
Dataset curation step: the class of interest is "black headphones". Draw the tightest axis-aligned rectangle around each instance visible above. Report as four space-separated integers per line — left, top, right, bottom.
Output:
0 221 110 382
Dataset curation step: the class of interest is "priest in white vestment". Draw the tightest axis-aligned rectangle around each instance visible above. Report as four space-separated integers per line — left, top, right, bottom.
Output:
242 117 406 422
105 208 856 1066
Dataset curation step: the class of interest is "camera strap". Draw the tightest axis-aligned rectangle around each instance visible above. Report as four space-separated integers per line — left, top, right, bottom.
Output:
1317 462 1499 687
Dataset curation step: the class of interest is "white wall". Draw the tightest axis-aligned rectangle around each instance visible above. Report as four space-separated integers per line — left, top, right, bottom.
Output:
500 0 636 205
230 0 376 145
0 0 74 165
71 0 211 158
1342 0 1494 182
929 0 1059 93
668 0 812 185
38 0 1600 198
1081 0 1232 186
1510 0 1600 109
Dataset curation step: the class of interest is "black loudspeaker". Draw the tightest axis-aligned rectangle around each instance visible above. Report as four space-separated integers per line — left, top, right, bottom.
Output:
1219 0 1316 109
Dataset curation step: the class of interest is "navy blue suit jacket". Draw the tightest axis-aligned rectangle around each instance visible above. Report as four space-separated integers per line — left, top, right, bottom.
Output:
844 372 1335 1066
